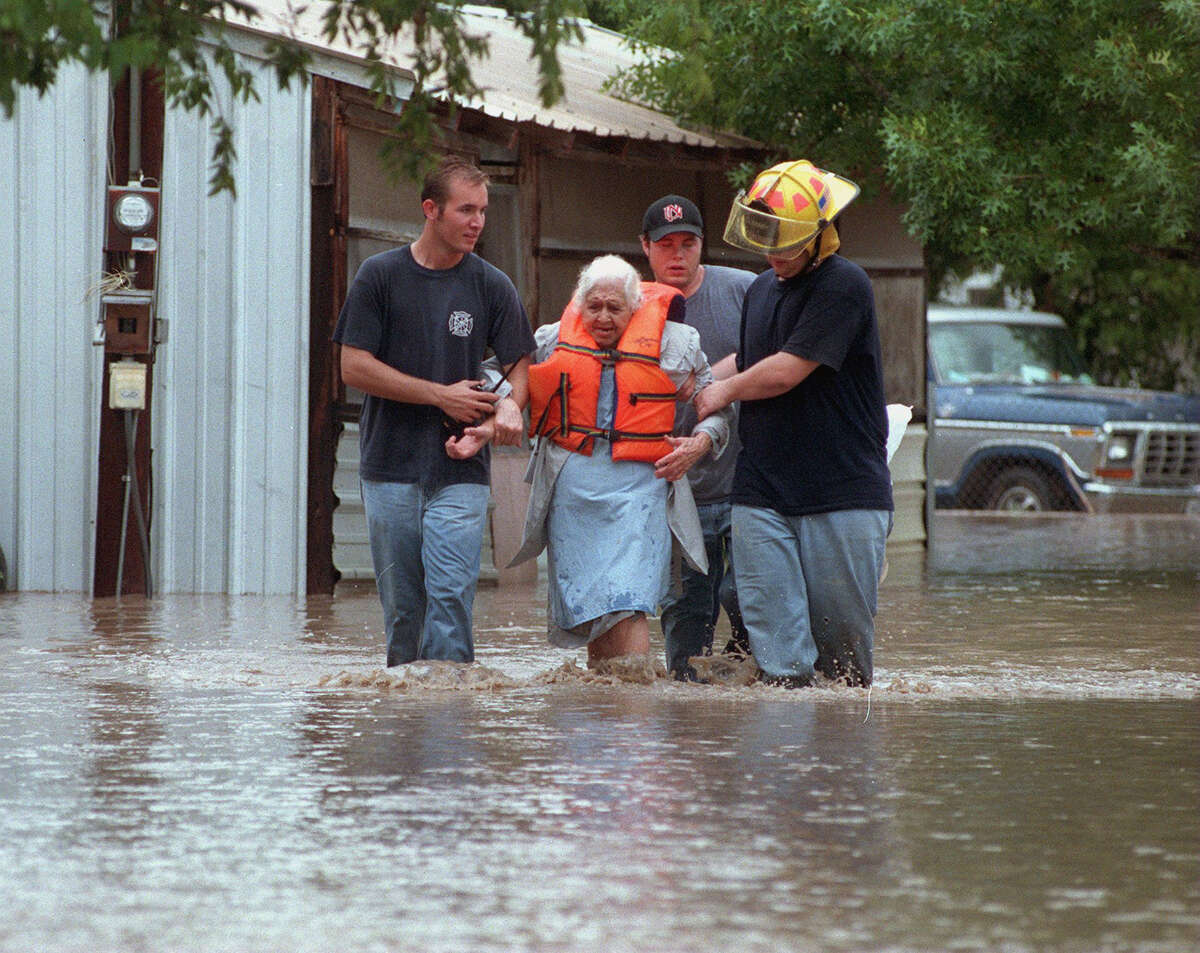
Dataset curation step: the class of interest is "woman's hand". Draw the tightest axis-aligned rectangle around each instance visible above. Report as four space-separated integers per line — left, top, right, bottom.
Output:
491 396 525 446
445 416 496 459
653 433 712 481
693 379 734 421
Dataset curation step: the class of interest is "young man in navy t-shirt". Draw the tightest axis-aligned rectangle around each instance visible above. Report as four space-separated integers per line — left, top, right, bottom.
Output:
334 157 535 667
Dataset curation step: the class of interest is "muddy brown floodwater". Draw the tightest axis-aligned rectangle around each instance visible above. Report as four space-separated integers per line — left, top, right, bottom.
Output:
1 513 1197 952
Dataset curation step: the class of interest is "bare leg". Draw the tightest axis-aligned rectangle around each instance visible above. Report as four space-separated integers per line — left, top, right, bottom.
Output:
587 613 650 666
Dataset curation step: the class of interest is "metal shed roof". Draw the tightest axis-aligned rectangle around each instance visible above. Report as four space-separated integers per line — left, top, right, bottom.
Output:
237 2 753 149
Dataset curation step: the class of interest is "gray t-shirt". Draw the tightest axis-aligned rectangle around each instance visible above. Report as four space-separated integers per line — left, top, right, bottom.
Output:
676 264 757 503
333 246 534 489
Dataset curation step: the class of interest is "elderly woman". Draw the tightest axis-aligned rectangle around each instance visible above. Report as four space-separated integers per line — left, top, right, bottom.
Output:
507 255 733 668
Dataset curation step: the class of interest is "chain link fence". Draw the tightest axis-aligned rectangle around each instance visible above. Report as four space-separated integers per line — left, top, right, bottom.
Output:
939 453 1088 512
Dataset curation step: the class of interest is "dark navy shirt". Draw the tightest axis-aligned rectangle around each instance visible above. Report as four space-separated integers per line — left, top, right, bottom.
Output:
733 255 893 516
333 246 534 489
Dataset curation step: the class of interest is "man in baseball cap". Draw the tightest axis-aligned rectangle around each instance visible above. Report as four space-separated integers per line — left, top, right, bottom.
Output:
642 194 704 242
640 194 756 680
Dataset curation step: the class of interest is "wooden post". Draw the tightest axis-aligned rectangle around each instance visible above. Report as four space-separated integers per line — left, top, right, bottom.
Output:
518 126 541 325
93 67 164 597
306 76 346 594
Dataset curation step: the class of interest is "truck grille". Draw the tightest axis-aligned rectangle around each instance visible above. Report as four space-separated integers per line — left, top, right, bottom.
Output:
1143 428 1200 486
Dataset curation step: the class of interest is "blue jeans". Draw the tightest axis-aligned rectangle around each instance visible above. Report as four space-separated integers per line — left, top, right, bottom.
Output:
361 480 491 666
731 506 889 686
661 500 747 679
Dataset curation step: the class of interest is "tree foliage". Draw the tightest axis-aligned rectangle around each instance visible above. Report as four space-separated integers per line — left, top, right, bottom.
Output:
1 0 583 195
592 0 1200 390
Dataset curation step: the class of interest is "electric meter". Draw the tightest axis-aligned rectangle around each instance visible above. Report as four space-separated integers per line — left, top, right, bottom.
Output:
112 192 155 233
105 185 160 253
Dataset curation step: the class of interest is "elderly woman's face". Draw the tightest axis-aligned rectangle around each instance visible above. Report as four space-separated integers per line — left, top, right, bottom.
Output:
581 279 633 348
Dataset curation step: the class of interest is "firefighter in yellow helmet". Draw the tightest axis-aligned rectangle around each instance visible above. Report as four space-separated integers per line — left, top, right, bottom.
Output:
694 159 893 688
723 159 860 276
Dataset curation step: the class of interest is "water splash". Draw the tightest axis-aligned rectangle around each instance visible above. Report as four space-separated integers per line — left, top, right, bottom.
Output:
319 660 520 692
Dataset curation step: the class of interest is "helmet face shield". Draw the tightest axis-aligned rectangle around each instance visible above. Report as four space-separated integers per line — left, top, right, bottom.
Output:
722 160 860 259
723 192 820 257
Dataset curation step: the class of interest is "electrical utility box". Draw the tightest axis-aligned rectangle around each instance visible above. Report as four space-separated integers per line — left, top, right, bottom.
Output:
102 291 154 355
109 360 148 410
105 185 160 254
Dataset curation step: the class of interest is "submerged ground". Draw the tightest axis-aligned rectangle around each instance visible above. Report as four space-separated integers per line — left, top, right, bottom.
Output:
2 513 1197 952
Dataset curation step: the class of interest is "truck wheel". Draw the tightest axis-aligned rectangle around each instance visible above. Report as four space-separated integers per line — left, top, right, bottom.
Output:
986 466 1055 511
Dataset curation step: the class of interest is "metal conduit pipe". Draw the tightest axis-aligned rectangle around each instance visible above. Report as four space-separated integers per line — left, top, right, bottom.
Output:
129 66 141 180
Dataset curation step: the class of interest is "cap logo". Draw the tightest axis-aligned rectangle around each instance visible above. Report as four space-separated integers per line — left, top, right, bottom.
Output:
663 203 684 223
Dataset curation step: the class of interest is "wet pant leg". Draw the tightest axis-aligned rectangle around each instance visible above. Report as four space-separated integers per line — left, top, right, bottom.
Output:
418 482 490 662
661 526 720 679
661 501 738 679
714 506 749 654
363 480 426 666
799 509 889 686
362 479 489 666
731 504 819 680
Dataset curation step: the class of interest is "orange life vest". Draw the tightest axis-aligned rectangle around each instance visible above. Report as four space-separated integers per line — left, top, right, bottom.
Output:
528 282 681 462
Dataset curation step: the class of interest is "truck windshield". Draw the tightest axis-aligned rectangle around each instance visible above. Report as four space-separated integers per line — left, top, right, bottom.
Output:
930 322 1094 385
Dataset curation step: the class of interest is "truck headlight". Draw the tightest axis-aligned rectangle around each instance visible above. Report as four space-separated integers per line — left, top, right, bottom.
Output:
1105 434 1134 462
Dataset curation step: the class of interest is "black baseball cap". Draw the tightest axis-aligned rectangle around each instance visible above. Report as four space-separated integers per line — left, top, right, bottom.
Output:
642 194 704 242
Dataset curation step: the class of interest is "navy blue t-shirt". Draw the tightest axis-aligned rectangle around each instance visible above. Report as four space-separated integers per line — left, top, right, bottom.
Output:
333 246 535 489
733 255 893 516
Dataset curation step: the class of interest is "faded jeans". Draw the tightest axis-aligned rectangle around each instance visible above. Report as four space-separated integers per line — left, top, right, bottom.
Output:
660 500 747 679
361 479 490 666
731 506 890 685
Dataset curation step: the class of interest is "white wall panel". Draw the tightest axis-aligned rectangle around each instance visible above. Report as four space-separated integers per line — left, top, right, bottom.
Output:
156 54 310 594
154 99 232 592
0 66 108 591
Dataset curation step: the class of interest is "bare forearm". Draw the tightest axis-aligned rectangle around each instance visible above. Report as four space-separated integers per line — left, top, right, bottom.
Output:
340 345 498 421
341 346 443 405
694 351 819 421
504 356 530 409
724 352 818 402
709 353 738 380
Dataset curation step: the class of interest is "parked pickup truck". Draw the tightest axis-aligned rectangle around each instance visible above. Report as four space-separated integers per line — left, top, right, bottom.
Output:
928 306 1200 513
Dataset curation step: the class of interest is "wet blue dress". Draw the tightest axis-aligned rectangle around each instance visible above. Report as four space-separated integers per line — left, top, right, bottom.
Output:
545 367 671 647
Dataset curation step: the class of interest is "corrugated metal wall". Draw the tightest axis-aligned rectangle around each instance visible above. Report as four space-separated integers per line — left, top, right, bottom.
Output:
155 55 311 595
0 53 311 595
0 65 109 592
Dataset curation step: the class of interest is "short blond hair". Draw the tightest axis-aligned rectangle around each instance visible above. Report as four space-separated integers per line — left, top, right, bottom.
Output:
421 155 489 209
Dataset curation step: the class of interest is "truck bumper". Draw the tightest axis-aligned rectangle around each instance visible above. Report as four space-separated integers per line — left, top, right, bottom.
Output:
1083 481 1200 515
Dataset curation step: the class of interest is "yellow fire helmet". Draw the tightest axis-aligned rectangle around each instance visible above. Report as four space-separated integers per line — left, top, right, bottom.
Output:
723 159 860 259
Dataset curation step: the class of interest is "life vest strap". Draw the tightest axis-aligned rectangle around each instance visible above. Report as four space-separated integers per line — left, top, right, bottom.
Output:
566 424 672 443
554 341 661 367
530 372 569 440
628 392 675 405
